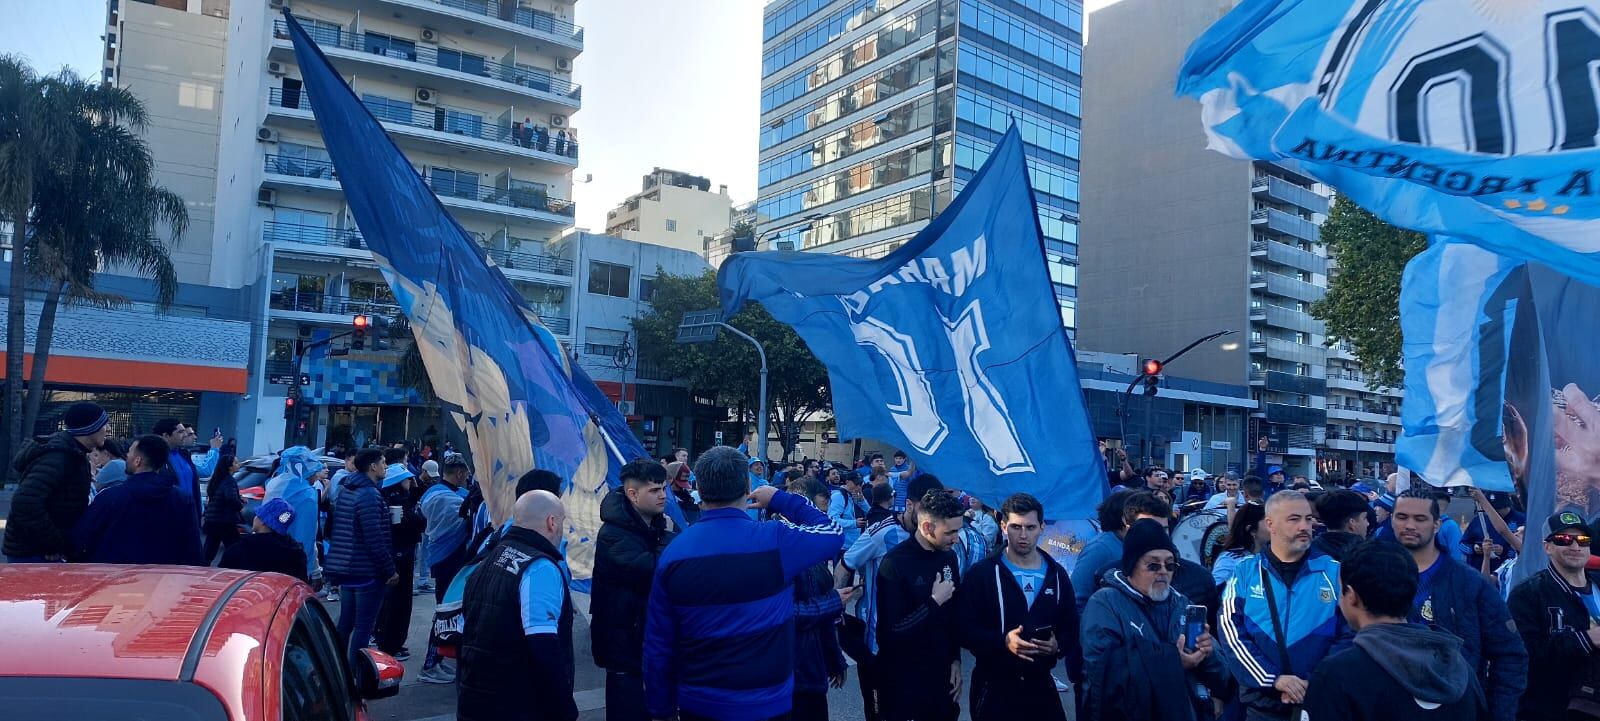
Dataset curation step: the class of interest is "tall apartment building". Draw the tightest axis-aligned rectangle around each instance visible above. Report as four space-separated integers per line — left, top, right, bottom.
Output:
202 0 585 452
757 0 1084 333
603 168 735 253
1077 0 1398 479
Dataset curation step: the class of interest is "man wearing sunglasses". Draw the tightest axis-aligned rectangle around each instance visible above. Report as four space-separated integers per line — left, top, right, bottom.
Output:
1509 512 1600 721
1392 489 1526 721
1080 519 1227 720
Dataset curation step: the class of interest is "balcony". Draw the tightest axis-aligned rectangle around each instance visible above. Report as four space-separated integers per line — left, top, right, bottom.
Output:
273 20 581 109
1259 304 1326 335
267 88 578 166
1326 402 1400 424
1251 175 1329 214
1250 236 1328 274
1264 337 1327 365
1327 371 1386 392
377 0 583 51
537 314 571 335
482 246 575 275
270 290 401 320
265 220 367 251
1262 370 1327 396
1263 271 1326 303
1251 207 1320 243
1261 402 1328 427
262 154 576 225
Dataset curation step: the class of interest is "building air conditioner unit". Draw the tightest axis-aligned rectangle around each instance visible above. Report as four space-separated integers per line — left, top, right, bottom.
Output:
555 57 571 72
419 28 439 44
257 187 277 206
269 0 288 9
415 87 436 105
267 60 287 76
256 127 279 143
617 400 635 416
549 114 567 128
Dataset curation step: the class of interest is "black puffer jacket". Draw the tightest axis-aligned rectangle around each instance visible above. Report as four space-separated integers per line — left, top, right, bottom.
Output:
203 471 244 528
3 432 93 559
323 472 395 583
589 489 673 673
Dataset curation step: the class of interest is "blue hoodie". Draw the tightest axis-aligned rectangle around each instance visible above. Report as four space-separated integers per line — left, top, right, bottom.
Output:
264 447 324 580
747 458 769 521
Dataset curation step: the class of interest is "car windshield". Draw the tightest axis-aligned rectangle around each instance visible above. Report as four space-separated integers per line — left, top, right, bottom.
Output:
0 677 228 721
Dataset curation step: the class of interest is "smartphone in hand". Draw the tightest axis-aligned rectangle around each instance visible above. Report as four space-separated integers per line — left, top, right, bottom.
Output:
1183 605 1207 652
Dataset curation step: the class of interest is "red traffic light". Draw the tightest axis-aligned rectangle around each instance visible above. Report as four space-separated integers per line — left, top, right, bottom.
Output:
353 314 370 330
1142 358 1163 376
284 397 296 408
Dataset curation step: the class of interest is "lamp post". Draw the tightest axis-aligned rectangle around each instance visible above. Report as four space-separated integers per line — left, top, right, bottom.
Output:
1118 329 1238 472
677 309 768 461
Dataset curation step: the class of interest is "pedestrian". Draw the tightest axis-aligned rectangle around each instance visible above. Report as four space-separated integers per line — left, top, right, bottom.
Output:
554 128 568 156
1071 491 1183 610
957 493 1084 720
220 496 309 580
875 489 966 721
829 471 868 549
746 456 770 521
1310 489 1372 561
1081 519 1227 720
153 418 211 527
458 490 577 721
374 463 426 661
887 450 917 512
1176 468 1212 508
1388 488 1526 720
1072 490 1133 611
643 446 844 721
1508 511 1600 721
3 401 110 562
591 460 676 720
415 459 441 593
1218 490 1348 721
1461 489 1523 574
534 124 548 152
264 446 327 584
416 456 472 683
838 474 945 721
864 479 895 526
202 454 244 563
785 477 850 721
72 434 205 566
1211 502 1268 591
324 448 397 669
1301 539 1490 720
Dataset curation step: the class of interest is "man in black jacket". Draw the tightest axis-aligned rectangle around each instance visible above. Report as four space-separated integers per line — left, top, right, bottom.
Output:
1310 489 1371 561
3 402 110 562
458 490 577 721
590 459 674 721
374 464 427 660
956 493 1080 721
877 489 966 721
1509 511 1600 721
220 497 309 581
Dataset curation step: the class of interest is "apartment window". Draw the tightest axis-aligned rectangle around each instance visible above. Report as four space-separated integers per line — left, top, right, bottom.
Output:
588 261 630 298
430 168 480 199
585 328 628 357
665 219 677 232
363 32 415 61
362 94 413 124
437 48 488 77
301 18 343 47
437 107 484 137
639 276 658 303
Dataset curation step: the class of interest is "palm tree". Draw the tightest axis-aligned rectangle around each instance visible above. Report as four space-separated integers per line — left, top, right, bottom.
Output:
21 72 184 434
0 56 77 469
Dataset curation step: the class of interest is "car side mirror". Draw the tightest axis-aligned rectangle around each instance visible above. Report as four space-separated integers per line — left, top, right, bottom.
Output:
355 647 403 700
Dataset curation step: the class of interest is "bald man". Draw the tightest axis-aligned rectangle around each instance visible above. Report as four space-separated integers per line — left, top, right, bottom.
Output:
457 490 578 721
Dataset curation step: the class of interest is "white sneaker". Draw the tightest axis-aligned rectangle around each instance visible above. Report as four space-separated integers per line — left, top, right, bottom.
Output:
417 659 455 685
323 587 339 602
1053 673 1070 693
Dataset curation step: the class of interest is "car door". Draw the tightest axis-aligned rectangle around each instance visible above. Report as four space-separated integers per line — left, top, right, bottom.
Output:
280 604 356 721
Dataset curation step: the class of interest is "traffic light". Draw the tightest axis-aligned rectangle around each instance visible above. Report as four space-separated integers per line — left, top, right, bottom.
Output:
352 314 369 350
284 396 297 418
369 314 391 350
1141 358 1163 396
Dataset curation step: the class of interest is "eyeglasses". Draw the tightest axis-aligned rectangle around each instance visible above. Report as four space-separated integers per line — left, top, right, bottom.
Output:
1142 561 1180 573
1549 534 1593 547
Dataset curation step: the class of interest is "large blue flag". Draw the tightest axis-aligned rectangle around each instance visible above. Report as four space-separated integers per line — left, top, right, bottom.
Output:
284 12 664 581
718 127 1105 520
1176 0 1600 286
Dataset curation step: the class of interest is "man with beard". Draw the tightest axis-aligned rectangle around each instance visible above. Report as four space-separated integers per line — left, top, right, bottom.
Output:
875 489 966 721
1388 489 1525 721
1507 511 1600 721
1219 491 1348 721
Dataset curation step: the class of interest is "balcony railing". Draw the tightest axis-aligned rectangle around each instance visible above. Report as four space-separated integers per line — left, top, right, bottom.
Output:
1264 272 1326 303
422 176 576 218
274 20 581 102
1251 207 1321 242
539 315 570 334
1251 175 1330 214
265 220 366 249
270 290 401 318
268 88 579 160
482 246 575 275
265 153 338 181
404 0 584 43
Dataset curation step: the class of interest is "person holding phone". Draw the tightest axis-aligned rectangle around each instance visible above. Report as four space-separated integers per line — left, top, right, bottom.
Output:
1080 520 1227 721
955 493 1083 720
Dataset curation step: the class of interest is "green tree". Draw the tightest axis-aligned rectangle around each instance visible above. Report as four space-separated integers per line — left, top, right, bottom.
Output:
632 269 830 460
1310 195 1427 389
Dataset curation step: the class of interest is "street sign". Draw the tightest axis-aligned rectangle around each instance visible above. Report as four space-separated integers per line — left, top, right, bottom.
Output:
269 373 312 386
1210 440 1233 451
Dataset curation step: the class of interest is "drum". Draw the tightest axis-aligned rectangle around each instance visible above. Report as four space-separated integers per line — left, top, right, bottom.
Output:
1171 509 1228 567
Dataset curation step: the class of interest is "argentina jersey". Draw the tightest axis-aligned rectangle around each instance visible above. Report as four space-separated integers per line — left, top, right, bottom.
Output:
845 516 911 655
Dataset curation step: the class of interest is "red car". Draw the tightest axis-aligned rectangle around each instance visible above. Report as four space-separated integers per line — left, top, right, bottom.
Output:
0 564 403 721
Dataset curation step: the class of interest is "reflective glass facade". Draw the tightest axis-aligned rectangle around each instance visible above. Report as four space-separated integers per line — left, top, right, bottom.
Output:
758 0 1083 332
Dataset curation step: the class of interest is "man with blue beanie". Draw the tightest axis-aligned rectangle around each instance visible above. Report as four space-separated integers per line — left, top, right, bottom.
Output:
221 497 310 581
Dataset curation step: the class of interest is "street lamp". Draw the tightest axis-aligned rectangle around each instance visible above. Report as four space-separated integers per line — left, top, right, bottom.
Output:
677 308 768 461
1118 329 1238 472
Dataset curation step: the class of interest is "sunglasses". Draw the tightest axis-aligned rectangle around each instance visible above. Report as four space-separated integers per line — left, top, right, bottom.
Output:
1549 534 1593 547
1142 561 1180 573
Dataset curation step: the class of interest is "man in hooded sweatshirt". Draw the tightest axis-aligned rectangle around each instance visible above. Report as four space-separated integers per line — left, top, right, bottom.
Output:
73 434 205 566
265 446 330 582
746 457 769 521
1301 539 1488 720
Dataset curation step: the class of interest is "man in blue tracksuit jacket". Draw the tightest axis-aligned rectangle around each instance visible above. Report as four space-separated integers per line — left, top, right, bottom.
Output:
644 446 844 721
1218 491 1350 721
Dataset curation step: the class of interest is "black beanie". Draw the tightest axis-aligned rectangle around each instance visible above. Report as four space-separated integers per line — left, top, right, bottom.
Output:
63 402 109 437
1121 519 1179 574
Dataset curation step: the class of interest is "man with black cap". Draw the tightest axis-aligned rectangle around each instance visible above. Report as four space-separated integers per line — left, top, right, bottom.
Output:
1509 511 1600 721
3 401 111 562
1081 519 1227 720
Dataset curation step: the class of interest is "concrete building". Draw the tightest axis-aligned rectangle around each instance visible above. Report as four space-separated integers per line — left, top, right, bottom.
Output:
1076 0 1399 480
757 0 1084 333
604 168 736 253
703 200 760 270
564 231 722 457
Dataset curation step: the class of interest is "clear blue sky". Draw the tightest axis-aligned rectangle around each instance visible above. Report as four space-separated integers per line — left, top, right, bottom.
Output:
0 0 763 230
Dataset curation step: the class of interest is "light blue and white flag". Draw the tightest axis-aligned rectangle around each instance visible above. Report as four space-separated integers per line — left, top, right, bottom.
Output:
284 12 668 582
1396 242 1524 492
718 127 1106 520
1177 0 1600 286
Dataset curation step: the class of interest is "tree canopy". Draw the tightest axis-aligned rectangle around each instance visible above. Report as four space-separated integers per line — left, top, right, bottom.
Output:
1310 195 1427 389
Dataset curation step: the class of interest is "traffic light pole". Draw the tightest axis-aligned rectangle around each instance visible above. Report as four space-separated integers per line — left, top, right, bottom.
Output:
286 327 360 447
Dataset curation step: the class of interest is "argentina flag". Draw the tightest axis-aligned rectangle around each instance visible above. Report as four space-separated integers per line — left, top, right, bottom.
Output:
284 12 665 582
718 127 1106 521
1176 0 1600 286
